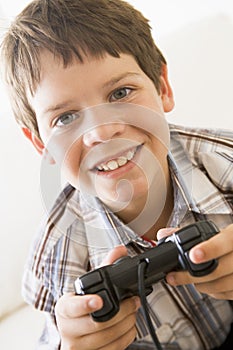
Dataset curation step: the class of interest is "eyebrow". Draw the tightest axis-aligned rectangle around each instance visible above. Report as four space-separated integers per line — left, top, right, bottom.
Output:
102 72 141 89
43 100 75 115
43 72 141 115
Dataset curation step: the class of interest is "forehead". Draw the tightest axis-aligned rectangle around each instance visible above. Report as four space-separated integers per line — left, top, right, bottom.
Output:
29 51 146 116
37 50 140 80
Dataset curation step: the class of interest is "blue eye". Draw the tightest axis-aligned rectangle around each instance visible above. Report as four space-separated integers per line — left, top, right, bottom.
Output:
56 112 79 126
110 87 131 101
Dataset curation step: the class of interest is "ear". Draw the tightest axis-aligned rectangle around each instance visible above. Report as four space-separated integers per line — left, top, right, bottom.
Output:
21 127 55 164
21 127 45 154
159 64 175 113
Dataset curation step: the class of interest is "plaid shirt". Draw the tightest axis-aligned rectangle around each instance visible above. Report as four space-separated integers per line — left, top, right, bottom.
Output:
22 124 233 350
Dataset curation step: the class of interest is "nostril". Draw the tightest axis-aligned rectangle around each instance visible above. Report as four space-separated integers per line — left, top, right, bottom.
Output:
82 128 110 147
82 123 126 147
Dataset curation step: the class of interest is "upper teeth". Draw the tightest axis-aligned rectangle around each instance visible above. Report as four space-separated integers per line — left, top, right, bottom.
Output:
96 149 136 172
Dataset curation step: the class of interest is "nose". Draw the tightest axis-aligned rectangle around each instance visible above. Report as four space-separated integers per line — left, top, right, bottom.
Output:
83 122 126 147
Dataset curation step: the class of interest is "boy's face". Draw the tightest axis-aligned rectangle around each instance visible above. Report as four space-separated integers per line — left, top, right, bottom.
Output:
28 51 174 213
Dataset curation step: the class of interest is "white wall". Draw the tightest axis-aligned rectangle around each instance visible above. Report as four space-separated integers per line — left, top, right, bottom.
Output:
128 0 233 130
1 0 233 35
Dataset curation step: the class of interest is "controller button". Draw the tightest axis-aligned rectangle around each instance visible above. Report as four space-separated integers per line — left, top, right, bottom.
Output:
176 225 200 244
156 324 174 343
81 270 103 289
181 238 201 252
94 289 115 317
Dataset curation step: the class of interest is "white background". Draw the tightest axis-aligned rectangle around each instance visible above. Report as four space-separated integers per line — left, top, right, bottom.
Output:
1 0 233 35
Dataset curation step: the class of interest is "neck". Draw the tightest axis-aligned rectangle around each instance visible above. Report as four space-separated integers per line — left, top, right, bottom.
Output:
116 164 174 240
143 179 174 240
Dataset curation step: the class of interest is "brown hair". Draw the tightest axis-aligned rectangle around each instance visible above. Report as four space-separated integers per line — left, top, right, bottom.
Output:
1 0 166 139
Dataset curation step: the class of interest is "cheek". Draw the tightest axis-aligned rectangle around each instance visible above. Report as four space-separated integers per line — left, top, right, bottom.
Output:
61 142 97 195
135 85 164 112
60 142 82 181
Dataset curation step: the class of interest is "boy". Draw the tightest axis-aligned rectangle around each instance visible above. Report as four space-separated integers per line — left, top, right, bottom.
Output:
1 0 233 349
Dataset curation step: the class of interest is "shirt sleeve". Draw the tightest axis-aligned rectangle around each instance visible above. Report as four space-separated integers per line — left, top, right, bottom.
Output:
36 313 61 350
22 206 90 348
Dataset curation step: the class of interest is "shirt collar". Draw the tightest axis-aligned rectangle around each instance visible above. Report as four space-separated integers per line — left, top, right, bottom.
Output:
79 192 153 248
169 133 232 215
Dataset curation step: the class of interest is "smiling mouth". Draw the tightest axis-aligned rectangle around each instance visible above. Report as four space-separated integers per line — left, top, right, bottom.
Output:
94 145 141 172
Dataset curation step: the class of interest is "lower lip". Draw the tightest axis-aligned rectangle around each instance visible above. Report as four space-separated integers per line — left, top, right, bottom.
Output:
94 145 142 179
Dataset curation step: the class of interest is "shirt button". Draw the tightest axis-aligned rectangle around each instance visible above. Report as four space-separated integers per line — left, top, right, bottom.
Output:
156 323 174 343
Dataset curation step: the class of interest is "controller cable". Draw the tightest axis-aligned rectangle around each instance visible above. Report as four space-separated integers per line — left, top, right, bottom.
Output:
138 259 163 350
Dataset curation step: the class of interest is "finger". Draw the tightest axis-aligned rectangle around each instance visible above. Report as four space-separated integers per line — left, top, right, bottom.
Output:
89 296 140 331
189 224 233 264
195 274 233 296
167 250 233 286
58 295 140 341
78 312 138 349
208 290 233 300
156 227 177 240
55 293 103 319
100 245 128 266
99 325 137 350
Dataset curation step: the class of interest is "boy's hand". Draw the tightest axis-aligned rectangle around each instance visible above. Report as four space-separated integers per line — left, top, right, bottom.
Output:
55 246 140 350
157 224 233 300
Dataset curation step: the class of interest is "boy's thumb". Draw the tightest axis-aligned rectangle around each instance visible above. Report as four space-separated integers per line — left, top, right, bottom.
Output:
100 245 128 266
157 227 178 240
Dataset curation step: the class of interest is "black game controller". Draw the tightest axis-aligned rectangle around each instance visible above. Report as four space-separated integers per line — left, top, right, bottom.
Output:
74 221 219 322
